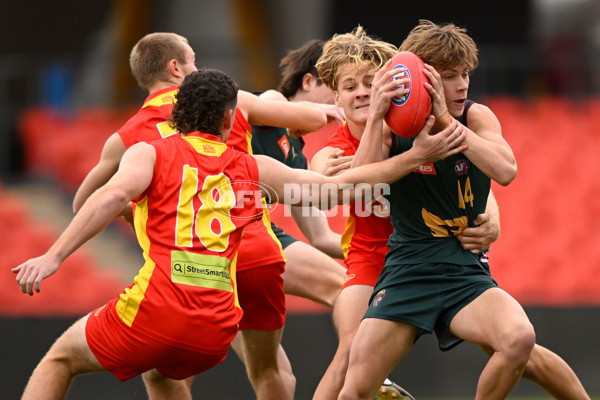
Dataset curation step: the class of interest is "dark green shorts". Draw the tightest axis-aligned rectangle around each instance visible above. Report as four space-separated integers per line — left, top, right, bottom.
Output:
270 222 298 250
364 260 497 351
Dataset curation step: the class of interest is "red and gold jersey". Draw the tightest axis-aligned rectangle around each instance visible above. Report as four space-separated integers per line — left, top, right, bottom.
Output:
325 122 393 264
227 109 286 270
118 86 179 148
115 132 261 354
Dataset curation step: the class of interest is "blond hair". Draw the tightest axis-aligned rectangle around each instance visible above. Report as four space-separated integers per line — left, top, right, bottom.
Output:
399 20 479 71
316 26 397 90
129 32 190 92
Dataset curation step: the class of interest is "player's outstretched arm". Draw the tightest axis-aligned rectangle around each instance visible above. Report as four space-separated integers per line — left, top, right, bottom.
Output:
290 206 344 259
238 90 327 136
256 121 466 208
258 90 345 126
13 143 156 296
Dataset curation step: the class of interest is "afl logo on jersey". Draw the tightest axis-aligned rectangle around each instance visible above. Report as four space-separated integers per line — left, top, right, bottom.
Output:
390 65 411 106
455 159 470 176
371 289 386 308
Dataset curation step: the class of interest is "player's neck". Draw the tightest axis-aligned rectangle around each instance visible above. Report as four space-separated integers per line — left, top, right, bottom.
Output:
346 119 366 141
148 81 180 95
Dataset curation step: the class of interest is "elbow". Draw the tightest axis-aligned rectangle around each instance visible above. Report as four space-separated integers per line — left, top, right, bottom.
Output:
309 110 328 132
496 164 517 186
98 187 130 213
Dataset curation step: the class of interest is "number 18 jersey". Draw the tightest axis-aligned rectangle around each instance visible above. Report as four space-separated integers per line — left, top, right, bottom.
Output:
115 132 261 355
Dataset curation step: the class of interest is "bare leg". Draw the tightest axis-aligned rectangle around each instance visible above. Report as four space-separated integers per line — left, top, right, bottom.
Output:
230 329 292 381
450 288 536 399
142 369 192 400
339 318 418 400
313 285 372 400
281 241 345 307
238 328 296 400
22 314 105 400
479 343 591 400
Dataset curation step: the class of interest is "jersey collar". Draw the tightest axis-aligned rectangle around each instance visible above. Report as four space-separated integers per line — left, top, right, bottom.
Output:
142 86 179 109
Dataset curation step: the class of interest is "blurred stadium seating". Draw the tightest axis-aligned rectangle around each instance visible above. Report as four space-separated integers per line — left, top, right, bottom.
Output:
482 96 600 305
0 183 124 316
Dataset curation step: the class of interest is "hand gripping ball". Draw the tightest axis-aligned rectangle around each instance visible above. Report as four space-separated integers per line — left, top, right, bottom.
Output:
384 52 432 138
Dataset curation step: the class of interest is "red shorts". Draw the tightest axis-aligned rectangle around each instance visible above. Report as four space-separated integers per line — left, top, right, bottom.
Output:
237 261 286 330
341 253 386 290
86 302 227 381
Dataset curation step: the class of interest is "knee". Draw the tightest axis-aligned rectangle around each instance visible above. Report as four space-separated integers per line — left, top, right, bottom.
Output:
503 322 536 364
40 341 79 375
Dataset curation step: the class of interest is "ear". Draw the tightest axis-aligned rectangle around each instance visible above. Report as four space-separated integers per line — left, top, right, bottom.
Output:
222 108 235 131
302 73 314 92
333 90 342 107
167 59 183 80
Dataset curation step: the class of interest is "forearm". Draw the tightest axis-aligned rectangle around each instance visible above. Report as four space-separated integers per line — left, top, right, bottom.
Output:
291 101 329 132
291 207 344 258
73 184 93 214
431 107 516 185
312 233 344 259
463 131 517 185
51 187 130 263
485 190 501 240
73 171 105 213
261 153 418 209
241 90 327 133
335 148 422 190
351 116 386 168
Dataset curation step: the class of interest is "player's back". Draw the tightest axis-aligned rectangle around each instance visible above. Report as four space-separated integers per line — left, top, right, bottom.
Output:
116 131 261 354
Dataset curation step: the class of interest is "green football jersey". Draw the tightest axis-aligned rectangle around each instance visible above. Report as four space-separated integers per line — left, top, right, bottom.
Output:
386 101 491 265
251 125 307 170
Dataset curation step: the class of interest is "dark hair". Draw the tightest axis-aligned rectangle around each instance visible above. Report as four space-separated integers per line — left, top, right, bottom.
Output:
278 39 325 99
170 69 239 136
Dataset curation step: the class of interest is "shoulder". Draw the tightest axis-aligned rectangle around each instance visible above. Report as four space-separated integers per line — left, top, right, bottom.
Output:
259 90 287 102
121 141 157 170
129 140 158 154
236 90 256 120
462 102 498 126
